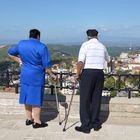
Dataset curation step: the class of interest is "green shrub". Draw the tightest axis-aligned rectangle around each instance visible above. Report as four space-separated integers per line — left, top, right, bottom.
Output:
110 90 117 97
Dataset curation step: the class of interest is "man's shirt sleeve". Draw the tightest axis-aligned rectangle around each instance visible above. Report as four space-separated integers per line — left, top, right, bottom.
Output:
78 44 86 63
104 47 110 63
42 47 51 69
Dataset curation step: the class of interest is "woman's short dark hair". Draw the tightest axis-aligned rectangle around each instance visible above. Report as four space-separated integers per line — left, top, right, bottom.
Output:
86 29 98 38
29 29 40 39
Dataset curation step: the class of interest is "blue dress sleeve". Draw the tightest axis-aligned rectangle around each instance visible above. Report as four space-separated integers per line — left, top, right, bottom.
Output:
8 45 19 56
42 47 51 69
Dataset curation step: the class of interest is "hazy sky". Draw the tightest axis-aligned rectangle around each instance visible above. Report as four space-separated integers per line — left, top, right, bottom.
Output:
0 0 140 44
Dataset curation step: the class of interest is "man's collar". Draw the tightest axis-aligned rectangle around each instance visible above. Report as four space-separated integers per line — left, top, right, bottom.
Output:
88 38 98 42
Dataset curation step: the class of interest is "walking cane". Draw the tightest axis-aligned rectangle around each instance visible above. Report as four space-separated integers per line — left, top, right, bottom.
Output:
63 80 77 131
54 80 62 125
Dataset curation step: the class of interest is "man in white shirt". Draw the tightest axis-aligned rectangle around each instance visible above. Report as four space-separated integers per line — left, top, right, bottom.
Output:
75 29 110 133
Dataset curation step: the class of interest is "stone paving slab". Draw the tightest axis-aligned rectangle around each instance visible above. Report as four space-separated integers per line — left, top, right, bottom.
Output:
0 115 140 140
1 92 140 140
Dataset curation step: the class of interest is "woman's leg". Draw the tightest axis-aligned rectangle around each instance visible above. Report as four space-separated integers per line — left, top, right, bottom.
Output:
25 104 33 120
32 106 48 128
32 106 41 123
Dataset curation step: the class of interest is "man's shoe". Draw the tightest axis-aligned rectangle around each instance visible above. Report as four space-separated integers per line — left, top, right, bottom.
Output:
75 126 91 133
32 122 48 129
93 125 102 131
25 119 34 126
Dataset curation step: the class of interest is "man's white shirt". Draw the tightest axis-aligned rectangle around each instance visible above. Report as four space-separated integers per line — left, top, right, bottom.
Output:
78 38 110 69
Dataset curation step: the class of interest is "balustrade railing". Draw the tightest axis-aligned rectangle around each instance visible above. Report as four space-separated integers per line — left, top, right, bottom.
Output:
0 70 140 98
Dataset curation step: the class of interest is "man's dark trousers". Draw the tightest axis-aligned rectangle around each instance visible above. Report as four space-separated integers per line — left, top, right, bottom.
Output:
80 69 104 127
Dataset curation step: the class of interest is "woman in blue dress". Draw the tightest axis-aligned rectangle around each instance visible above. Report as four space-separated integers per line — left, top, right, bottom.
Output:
8 29 57 128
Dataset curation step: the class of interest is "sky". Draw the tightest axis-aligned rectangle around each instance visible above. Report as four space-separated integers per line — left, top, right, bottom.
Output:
0 0 140 44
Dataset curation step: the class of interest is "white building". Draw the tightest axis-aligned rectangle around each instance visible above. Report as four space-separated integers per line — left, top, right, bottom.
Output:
134 54 140 63
128 63 140 70
120 53 128 59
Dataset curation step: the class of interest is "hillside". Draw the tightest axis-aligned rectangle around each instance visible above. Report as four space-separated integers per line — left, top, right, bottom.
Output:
0 44 140 61
47 44 140 57
47 44 80 56
0 45 11 61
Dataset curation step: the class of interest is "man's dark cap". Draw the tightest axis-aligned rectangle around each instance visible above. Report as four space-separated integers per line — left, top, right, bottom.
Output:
86 29 98 37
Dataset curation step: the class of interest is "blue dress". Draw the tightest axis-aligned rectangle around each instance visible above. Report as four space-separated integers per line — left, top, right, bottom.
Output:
8 38 51 106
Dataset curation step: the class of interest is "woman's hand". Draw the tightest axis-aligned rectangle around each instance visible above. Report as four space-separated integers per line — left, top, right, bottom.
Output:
19 59 22 66
46 68 58 81
8 55 22 66
50 73 58 81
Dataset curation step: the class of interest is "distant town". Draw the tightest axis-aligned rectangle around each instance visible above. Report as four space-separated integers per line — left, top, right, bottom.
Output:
0 44 140 74
114 52 140 74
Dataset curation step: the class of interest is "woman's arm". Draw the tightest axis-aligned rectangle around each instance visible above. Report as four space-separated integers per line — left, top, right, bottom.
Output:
46 68 57 81
8 55 22 66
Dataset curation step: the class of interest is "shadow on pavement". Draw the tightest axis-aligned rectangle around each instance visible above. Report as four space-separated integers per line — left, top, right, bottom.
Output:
41 93 68 124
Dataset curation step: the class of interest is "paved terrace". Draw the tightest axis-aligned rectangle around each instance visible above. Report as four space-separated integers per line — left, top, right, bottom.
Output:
0 92 140 140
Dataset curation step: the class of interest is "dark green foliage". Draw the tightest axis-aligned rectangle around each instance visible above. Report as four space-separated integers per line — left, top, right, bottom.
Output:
0 61 20 73
76 89 80 95
104 76 116 90
0 61 11 72
110 90 117 97
116 69 132 74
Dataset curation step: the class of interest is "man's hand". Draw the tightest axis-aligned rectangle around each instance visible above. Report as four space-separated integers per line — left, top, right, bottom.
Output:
75 74 80 81
76 61 84 81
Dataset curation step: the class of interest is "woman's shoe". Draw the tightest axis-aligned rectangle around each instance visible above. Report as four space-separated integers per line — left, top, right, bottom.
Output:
32 122 48 129
25 119 34 125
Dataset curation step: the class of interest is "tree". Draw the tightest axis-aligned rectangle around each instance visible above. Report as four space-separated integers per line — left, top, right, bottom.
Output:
0 61 11 72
